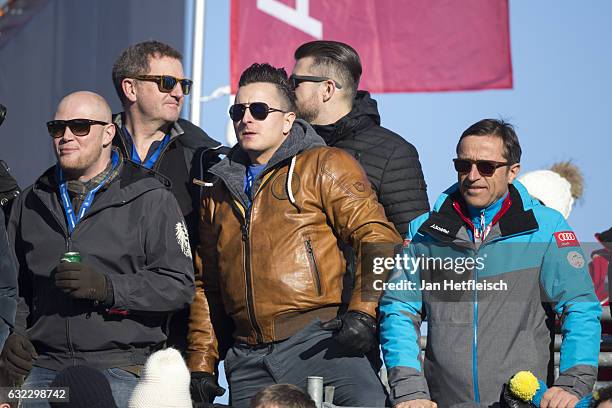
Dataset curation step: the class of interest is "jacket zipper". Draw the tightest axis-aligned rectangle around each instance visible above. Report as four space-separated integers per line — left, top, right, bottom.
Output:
472 260 480 403
244 169 279 341
222 168 280 344
305 239 322 296
65 223 90 360
470 229 538 402
240 206 264 343
34 192 78 361
40 189 106 361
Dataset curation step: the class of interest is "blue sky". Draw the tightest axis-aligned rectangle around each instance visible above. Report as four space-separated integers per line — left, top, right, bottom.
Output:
191 0 612 244
189 2 612 402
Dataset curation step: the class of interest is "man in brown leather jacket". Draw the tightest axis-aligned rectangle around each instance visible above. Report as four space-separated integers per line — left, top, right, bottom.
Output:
187 63 401 408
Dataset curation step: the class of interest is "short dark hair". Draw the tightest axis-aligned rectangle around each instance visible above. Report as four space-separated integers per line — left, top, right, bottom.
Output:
238 63 296 112
250 384 316 408
294 40 362 100
457 119 522 164
112 40 182 105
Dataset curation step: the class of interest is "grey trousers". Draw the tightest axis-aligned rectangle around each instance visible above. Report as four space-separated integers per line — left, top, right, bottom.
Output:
225 319 387 408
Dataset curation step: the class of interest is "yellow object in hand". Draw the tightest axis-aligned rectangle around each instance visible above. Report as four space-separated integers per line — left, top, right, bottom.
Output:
509 371 540 401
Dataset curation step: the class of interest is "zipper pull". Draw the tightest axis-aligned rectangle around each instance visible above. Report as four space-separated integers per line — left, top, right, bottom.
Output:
241 224 248 242
306 240 313 254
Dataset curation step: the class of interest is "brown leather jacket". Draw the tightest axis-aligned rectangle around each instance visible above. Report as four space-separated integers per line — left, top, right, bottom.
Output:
187 120 401 373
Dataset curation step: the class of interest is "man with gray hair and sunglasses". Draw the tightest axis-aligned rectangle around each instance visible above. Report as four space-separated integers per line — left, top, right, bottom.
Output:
111 40 222 351
380 119 601 408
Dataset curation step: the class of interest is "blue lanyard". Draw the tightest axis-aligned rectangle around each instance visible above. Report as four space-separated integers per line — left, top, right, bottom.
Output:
58 150 119 234
130 134 171 169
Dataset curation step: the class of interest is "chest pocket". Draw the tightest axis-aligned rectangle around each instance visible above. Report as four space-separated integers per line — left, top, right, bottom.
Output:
418 244 476 325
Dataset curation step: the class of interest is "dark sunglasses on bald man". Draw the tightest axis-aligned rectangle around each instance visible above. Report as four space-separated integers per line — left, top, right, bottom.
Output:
133 75 192 95
47 119 109 138
289 74 342 90
453 158 510 177
229 102 286 121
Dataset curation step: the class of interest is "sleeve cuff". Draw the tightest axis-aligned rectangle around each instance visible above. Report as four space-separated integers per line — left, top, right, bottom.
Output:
554 368 597 398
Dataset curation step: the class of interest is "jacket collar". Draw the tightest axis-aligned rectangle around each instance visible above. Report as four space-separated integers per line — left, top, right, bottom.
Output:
112 112 187 155
33 157 170 225
312 90 380 145
209 119 325 208
418 182 539 244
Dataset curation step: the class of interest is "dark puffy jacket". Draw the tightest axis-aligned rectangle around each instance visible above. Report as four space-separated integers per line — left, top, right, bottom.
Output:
312 91 429 236
8 160 195 370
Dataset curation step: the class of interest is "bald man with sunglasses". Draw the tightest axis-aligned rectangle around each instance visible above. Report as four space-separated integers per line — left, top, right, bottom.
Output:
379 119 601 408
2 91 195 407
111 40 222 352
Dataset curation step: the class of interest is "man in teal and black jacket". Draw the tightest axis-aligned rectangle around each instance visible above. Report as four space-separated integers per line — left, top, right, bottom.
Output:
380 119 601 408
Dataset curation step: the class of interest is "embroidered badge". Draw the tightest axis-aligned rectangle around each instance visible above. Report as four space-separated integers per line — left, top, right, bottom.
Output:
354 182 365 192
554 231 580 248
271 172 300 200
175 221 192 259
567 251 585 269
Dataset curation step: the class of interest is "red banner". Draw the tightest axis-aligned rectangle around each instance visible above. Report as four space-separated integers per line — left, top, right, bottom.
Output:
230 0 512 93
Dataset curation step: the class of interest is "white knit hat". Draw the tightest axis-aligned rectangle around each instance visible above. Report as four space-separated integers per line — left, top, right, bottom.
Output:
519 170 574 219
128 348 193 408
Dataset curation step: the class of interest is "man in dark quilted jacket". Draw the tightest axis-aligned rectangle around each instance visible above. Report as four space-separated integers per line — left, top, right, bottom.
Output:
291 40 429 236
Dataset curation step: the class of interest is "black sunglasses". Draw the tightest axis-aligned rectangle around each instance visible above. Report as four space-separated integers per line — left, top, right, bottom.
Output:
47 119 109 138
289 74 342 89
229 102 286 121
134 75 193 95
453 158 510 177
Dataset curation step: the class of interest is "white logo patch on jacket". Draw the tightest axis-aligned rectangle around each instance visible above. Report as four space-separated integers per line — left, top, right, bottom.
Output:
567 250 585 269
175 221 192 259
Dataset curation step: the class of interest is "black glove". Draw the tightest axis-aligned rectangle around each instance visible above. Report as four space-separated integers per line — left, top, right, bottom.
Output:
190 372 225 407
54 262 110 303
321 311 378 354
499 382 531 408
1 332 38 376
0 160 19 208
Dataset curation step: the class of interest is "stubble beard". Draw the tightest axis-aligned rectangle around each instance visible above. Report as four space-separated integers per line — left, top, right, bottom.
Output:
296 97 320 124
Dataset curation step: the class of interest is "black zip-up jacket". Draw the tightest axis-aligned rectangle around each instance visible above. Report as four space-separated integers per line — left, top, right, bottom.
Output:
112 114 221 351
8 160 195 370
312 91 429 236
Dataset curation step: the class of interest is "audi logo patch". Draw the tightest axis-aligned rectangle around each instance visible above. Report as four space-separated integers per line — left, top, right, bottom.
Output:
554 231 580 248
